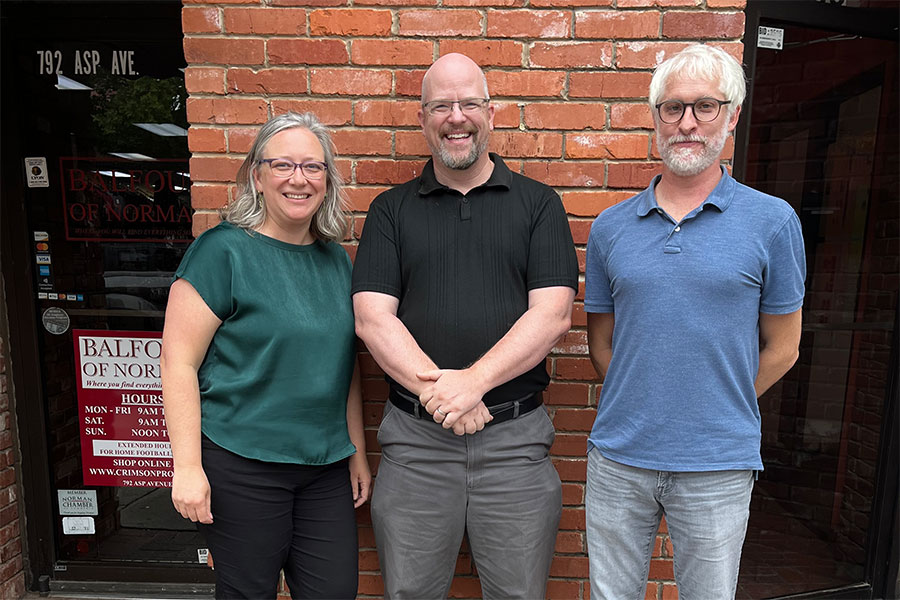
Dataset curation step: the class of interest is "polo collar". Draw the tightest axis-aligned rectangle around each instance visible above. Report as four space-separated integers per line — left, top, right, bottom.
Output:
418 153 512 196
636 166 736 217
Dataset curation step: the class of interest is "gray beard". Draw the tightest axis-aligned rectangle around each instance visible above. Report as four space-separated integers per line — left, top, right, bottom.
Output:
437 137 489 170
659 129 728 177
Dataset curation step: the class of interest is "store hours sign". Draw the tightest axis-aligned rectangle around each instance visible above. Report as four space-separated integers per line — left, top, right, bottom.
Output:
73 330 173 487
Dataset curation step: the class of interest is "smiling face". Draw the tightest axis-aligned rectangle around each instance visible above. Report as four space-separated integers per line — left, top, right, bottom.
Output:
252 127 327 243
418 54 495 172
656 76 741 178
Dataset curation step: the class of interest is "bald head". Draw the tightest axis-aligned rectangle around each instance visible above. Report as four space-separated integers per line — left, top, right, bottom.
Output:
421 53 489 102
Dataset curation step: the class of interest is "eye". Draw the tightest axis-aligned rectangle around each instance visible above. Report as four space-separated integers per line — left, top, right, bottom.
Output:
695 99 718 113
304 162 325 174
461 100 483 111
430 102 451 114
270 160 295 174
661 101 683 115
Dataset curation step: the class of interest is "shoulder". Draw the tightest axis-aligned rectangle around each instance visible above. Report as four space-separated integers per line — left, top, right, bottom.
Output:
183 221 246 261
371 175 424 210
729 180 798 229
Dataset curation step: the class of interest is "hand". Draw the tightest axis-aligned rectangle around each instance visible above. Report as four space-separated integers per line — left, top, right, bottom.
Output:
417 368 489 431
348 452 372 508
171 464 213 524
449 401 493 436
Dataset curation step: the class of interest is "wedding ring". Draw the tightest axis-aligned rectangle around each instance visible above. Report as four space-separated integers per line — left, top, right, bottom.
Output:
436 407 447 416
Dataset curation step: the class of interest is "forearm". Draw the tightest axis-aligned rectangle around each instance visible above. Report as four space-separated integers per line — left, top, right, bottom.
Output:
346 361 366 455
755 346 799 397
161 361 203 470
355 312 437 395
588 347 612 380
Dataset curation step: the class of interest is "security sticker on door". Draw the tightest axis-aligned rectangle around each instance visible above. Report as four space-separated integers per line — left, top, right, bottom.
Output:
758 26 784 50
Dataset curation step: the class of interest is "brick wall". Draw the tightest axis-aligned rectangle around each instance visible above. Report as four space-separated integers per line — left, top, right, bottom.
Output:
0 284 25 599
182 1 747 597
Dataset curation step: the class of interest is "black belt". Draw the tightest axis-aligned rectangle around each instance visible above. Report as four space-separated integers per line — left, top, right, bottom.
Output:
388 389 543 426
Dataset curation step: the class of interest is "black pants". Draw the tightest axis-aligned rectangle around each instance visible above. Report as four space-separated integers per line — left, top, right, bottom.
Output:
200 436 358 599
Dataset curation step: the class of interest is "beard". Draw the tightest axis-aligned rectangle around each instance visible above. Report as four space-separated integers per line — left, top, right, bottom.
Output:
658 125 729 177
433 129 489 170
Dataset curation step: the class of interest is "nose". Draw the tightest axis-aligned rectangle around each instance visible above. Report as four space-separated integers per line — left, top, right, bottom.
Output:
446 102 467 123
288 165 310 184
678 106 699 132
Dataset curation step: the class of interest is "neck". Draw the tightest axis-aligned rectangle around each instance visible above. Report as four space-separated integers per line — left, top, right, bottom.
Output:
655 163 724 222
432 153 494 195
255 219 315 245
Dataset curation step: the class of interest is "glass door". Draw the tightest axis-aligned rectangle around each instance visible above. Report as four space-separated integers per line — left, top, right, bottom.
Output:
2 1 214 585
736 2 899 598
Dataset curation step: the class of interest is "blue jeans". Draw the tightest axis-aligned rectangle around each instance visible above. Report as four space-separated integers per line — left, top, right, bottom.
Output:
585 449 753 600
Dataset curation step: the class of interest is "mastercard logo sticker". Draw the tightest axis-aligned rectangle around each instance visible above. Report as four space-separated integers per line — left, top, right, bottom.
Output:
36 242 50 251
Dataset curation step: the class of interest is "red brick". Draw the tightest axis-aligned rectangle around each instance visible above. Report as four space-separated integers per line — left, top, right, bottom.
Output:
351 40 433 66
226 127 259 153
331 129 392 156
187 97 269 125
356 160 425 184
661 583 679 600
227 68 307 94
616 41 690 69
567 132 648 160
357 574 384 596
486 10 571 39
354 100 420 127
395 69 427 97
547 579 581 599
553 408 595 431
486 70 566 97
190 156 245 183
662 11 745 39
492 102 520 128
555 457 588 482
533 0 611 5
224 7 306 34
561 482 585 505
569 71 652 98
184 0 256 3
531 41 613 70
346 186 389 211
649 558 675 580
449 576 483 597
659 517 668 533
553 330 587 355
563 190 632 216
190 184 231 210
182 6 221 33
185 67 225 94
617 0 696 6
310 69 393 95
188 128 226 153
192 211 220 237
270 100 352 126
708 0 745 7
309 9 392 36
555 530 585 553
555 356 600 380
646 582 660 600
575 10 659 39
439 40 524 67
607 162 660 189
355 0 436 5
546 382 590 406
653 535 664 557
610 102 655 129
184 38 265 65
396 131 429 157
399 9 482 36
268 39 348 65
523 161 604 187
549 555 589 578
524 102 606 130
551 433 589 456
490 131 562 159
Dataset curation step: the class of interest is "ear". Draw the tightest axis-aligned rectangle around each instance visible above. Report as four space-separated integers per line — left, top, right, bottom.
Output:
487 103 495 131
252 164 263 190
417 108 426 129
727 104 741 133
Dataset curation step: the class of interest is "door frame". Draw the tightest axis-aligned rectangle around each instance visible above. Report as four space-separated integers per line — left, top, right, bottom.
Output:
734 2 899 598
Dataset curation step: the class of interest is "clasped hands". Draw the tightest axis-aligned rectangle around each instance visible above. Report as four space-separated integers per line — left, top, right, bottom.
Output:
417 368 493 435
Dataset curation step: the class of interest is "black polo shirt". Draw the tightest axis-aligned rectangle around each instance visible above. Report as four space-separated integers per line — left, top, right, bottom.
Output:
351 154 578 407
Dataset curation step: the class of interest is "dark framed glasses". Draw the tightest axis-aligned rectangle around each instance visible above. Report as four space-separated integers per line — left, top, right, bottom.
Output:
655 98 731 124
258 158 327 179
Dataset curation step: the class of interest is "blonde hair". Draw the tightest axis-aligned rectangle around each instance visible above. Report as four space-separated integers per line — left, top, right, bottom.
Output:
221 112 349 242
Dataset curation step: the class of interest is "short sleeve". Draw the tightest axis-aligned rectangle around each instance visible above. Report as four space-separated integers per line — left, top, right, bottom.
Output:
351 192 402 298
174 225 235 319
760 211 806 314
584 217 614 313
526 190 578 291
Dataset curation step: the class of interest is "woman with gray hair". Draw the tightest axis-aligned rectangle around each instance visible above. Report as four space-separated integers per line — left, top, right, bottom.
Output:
161 112 370 599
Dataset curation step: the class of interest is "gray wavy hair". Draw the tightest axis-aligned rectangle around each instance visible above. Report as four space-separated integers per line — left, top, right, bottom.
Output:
221 112 349 242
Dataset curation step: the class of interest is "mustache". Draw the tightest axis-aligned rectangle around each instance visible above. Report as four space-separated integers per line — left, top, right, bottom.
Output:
663 134 709 146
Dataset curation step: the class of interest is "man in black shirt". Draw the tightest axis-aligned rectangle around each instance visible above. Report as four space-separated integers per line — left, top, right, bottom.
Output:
352 53 578 599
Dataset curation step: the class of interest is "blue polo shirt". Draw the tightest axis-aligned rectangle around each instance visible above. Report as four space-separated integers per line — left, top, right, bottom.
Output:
584 168 805 471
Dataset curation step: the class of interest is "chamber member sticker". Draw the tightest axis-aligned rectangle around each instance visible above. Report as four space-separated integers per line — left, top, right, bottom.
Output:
25 157 50 188
62 516 95 535
42 307 70 335
73 330 173 487
58 489 98 515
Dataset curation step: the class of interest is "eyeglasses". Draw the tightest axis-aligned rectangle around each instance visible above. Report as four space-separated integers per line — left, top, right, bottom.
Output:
258 158 327 180
655 98 731 124
422 98 490 117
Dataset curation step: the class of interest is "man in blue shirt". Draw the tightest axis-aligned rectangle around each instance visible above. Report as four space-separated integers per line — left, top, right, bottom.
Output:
584 44 806 599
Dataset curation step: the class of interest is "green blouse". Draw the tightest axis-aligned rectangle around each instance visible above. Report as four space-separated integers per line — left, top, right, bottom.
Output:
174 221 356 465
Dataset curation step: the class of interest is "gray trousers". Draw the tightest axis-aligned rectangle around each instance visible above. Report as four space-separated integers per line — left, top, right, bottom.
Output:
371 401 562 600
